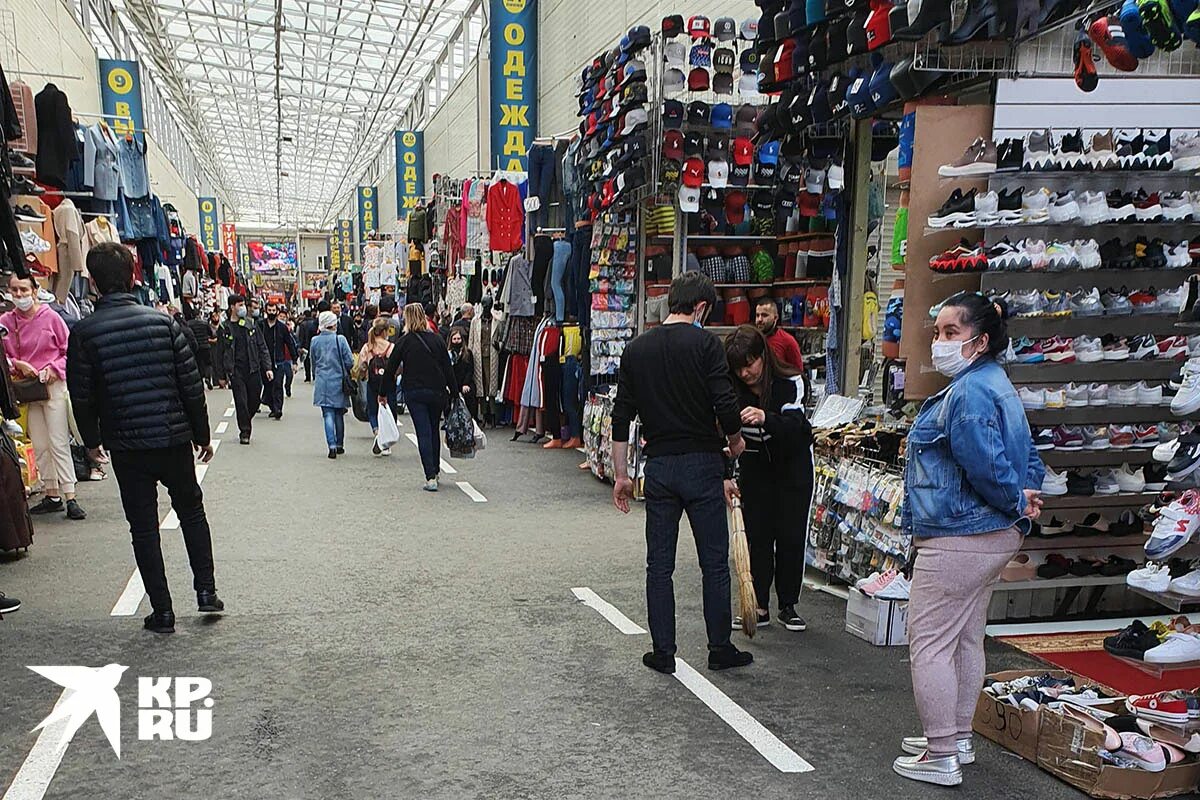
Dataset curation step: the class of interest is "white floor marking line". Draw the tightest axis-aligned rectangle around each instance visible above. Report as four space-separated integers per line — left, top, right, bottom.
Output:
215 421 228 434
222 408 234 418
672 660 814 774
195 464 209 485
402 433 458 474
573 587 813 774
405 432 418 447
109 570 145 616
209 439 222 455
160 510 180 530
456 481 487 502
571 587 646 634
3 692 73 800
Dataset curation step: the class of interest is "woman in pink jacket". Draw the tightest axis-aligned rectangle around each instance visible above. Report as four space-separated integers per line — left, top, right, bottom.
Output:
2 273 85 520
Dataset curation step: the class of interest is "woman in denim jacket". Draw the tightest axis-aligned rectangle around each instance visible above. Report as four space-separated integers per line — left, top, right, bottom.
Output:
893 293 1044 787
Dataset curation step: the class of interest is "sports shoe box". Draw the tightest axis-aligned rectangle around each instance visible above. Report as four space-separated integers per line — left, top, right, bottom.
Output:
971 669 1078 763
1038 707 1200 799
844 588 908 646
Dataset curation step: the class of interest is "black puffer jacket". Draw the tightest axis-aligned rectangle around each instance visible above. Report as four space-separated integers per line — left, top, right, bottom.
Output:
67 293 210 452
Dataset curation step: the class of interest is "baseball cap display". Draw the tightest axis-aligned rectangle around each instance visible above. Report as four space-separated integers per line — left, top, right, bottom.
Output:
688 15 711 38
735 104 759 136
730 162 751 186
740 18 759 39
663 14 685 37
751 189 775 218
827 161 845 190
703 188 724 214
732 136 754 166
665 40 688 67
663 100 684 129
679 185 701 213
711 103 733 129
725 190 748 224
686 100 711 126
738 74 761 97
684 131 705 157
713 47 736 74
688 67 710 91
682 157 706 188
707 134 729 159
739 48 761 73
627 24 652 50
662 129 684 159
714 73 734 95
618 59 646 87
714 16 737 40
664 68 686 96
708 159 730 188
661 159 682 190
690 41 712 68
758 140 781 165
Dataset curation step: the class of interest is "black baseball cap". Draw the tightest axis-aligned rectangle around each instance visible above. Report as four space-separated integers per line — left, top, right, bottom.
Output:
686 100 711 126
662 14 685 37
714 16 738 41
663 99 685 129
684 131 706 157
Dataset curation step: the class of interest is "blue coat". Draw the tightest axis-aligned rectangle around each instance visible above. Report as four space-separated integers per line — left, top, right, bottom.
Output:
309 331 353 409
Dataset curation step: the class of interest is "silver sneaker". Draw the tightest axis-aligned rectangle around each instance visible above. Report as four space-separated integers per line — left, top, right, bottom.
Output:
893 752 963 786
900 737 976 764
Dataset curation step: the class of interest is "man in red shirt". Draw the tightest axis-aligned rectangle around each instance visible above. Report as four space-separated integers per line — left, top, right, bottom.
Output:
755 297 804 371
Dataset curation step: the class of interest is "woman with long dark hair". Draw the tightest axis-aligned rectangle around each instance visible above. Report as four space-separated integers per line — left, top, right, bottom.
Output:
723 325 814 633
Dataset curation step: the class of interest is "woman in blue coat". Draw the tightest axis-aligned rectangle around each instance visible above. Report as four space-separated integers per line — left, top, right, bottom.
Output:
309 311 354 459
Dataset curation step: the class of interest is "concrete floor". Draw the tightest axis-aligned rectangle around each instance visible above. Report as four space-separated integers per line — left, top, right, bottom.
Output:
0 387 1084 799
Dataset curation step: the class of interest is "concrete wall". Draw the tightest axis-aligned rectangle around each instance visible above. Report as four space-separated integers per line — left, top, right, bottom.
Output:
298 234 328 274
12 0 200 231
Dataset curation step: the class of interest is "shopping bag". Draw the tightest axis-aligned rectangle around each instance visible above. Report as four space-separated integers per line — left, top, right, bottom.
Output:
376 405 401 450
473 420 487 451
350 379 369 422
442 396 476 459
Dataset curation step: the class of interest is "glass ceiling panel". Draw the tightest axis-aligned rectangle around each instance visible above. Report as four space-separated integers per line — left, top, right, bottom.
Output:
113 0 478 227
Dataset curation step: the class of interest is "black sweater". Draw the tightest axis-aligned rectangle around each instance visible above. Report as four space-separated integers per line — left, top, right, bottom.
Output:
735 375 814 487
380 330 457 399
612 323 741 458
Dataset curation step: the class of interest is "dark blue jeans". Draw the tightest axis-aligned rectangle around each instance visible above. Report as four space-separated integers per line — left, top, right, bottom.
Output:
566 226 592 321
405 388 444 480
368 383 398 431
561 355 582 439
321 407 346 449
643 452 732 655
527 144 556 229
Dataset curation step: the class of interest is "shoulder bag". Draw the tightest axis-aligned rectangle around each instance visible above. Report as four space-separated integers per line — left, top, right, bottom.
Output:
9 320 50 404
334 336 354 397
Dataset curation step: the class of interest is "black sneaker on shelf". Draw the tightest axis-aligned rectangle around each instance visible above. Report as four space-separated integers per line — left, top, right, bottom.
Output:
1099 238 1123 269
928 188 978 228
9 151 34 170
1057 129 1087 170
1066 471 1097 496
1103 620 1160 659
13 205 46 222
708 644 754 671
1144 130 1173 171
65 499 86 520
11 176 43 195
1099 554 1138 575
996 187 1024 222
1115 129 1146 170
143 611 176 634
996 137 1024 172
29 496 64 515
197 590 224 613
778 606 807 631
1169 442 1200 479
0 592 20 615
1033 428 1055 450
1107 189 1136 221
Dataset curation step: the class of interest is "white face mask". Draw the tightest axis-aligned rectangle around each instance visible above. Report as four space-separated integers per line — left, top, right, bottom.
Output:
13 296 34 312
931 335 980 377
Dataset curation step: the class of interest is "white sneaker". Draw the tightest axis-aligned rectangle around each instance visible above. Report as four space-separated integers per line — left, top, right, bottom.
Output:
1049 191 1081 223
1077 193 1110 225
1167 241 1193 269
1075 334 1104 361
974 191 1000 226
423 478 439 492
1019 387 1047 409
1117 463 1147 493
1160 285 1188 314
1065 383 1090 407
1023 239 1049 270
1075 238 1102 269
1127 563 1171 592
1110 383 1139 406
1173 372 1200 415
1044 387 1067 408
1094 469 1120 495
1146 632 1200 664
1163 193 1196 221
1022 188 1051 223
1137 381 1165 405
875 575 912 600
1088 383 1109 405
1042 467 1069 496
1170 570 1200 597
1154 437 1182 463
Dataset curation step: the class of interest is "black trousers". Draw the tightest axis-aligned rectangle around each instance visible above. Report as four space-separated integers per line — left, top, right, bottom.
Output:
194 349 212 387
542 356 563 439
303 350 313 381
110 444 216 613
740 476 812 610
261 362 285 416
231 371 261 437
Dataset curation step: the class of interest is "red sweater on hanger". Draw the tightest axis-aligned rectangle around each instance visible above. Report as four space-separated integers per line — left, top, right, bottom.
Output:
485 179 524 253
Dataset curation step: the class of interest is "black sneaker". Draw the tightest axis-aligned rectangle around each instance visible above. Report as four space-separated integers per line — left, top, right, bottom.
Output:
29 496 64 515
1103 620 1161 659
11 176 43 195
708 644 754 671
239 434 250 445
996 137 1024 172
1144 237 1168 269
1145 130 1174 170
1144 463 1169 491
9 151 34 170
642 651 676 674
928 187 977 228
328 448 337 459
1169 441 1200 478
0 592 20 615
65 499 86 520
996 187 1024 223
13 204 45 222
336 446 345 455
1057 129 1086 170
1066 470 1096 496
372 439 382 456
144 611 176 634
1033 428 1055 450
1116 130 1146 169
197 591 224 613
778 606 807 631
1099 237 1123 269
732 611 770 630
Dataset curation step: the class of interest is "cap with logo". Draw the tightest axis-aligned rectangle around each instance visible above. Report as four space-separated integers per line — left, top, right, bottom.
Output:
688 15 711 38
774 38 797 83
662 14 685 37
682 157 706 188
730 162 752 186
734 104 760 136
684 131 706 157
665 40 688 67
690 41 712 68
865 0 892 48
751 189 775 218
707 159 729 189
663 99 685 129
710 103 733 130
713 47 736 74
664 68 686 96
713 16 737 41
662 129 684 160
732 136 754 166
619 59 647 87
688 67 710 91
739 48 761 73
758 140 781 165
740 18 759 39
725 190 749 224
707 134 730 160
679 185 701 213
686 100 711 127
661 158 682 190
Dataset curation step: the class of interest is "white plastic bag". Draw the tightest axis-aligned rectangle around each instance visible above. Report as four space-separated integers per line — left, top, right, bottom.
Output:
473 420 487 451
376 404 401 450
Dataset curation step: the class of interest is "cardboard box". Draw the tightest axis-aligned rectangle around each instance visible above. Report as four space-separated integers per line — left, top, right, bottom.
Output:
1038 706 1200 799
844 588 908 646
971 669 1078 763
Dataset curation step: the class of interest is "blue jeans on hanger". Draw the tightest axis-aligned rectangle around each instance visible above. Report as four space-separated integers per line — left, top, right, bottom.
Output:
561 355 582 439
551 239 571 322
527 144 557 229
566 226 592 322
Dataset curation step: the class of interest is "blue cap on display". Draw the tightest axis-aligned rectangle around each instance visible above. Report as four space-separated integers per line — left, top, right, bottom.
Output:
758 140 781 165
869 59 898 109
711 103 733 129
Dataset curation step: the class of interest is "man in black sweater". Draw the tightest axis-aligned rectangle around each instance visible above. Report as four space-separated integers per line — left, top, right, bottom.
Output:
611 271 750 675
67 243 224 634
213 295 273 444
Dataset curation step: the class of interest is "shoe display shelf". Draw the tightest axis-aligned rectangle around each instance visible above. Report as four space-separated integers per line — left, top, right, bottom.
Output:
1111 650 1200 680
1126 583 1200 614
925 220 1199 237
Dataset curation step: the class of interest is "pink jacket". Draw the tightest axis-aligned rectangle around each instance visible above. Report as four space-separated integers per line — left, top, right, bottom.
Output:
1 303 70 381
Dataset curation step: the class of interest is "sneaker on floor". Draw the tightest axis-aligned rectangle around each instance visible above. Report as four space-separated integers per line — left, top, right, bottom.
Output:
708 644 754 671
143 611 176 634
901 737 976 764
423 478 439 492
0 592 20 614
778 605 807 630
28 496 63 515
65 499 85 520
732 611 770 629
892 752 963 786
642 651 676 674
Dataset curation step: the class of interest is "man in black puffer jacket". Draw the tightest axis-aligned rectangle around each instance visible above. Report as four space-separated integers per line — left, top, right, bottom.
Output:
67 243 224 635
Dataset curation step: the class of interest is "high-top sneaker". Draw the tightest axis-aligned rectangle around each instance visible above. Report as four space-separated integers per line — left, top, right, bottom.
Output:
1144 129 1174 170
1055 129 1087 170
1116 129 1147 169
1023 129 1054 171
1107 189 1137 221
996 186 1024 223
938 137 998 176
1087 129 1119 170
1134 189 1164 221
996 137 1025 172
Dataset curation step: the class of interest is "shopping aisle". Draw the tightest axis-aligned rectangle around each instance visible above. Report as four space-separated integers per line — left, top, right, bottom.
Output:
0 390 1070 799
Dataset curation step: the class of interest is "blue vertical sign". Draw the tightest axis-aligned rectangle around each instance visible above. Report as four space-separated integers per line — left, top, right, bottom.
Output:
489 0 537 172
394 131 425 219
338 219 353 267
99 59 145 141
198 198 219 253
356 186 376 259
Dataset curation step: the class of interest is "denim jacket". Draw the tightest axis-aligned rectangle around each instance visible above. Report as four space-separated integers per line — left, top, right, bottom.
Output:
901 358 1044 538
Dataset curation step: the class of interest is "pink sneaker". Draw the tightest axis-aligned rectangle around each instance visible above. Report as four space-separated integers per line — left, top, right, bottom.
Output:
860 570 899 596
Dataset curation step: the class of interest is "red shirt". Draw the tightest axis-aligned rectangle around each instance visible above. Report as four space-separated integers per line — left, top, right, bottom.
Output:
765 328 804 372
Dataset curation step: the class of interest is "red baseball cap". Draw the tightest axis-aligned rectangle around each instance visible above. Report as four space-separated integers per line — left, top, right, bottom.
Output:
688 15 711 38
732 136 754 166
663 130 684 160
725 190 748 224
682 157 705 188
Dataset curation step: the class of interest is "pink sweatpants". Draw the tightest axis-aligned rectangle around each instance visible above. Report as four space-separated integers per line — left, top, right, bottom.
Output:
908 528 1022 756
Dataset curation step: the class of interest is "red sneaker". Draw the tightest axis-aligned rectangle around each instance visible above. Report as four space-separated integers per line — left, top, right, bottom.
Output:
1042 336 1077 363
1088 17 1140 72
1126 692 1191 724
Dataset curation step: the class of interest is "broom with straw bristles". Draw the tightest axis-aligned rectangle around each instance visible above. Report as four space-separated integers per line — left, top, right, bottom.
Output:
729 494 758 638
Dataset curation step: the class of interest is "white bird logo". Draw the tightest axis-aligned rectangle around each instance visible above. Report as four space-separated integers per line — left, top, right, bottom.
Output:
28 664 128 759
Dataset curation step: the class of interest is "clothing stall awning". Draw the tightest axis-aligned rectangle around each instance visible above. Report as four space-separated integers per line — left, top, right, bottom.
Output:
113 0 479 227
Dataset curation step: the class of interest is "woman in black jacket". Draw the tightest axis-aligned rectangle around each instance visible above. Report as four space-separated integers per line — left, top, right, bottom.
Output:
379 303 458 492
724 325 815 633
